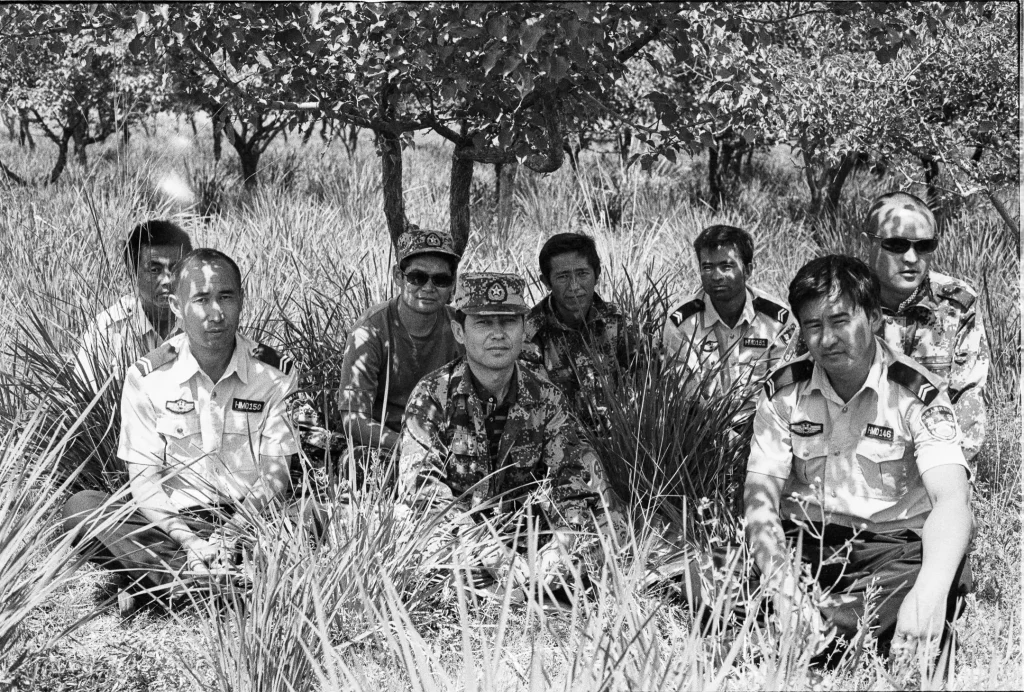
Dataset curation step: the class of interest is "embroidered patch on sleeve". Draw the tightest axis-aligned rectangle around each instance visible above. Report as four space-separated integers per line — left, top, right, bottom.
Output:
790 421 824 437
743 337 769 348
166 399 195 414
865 423 895 441
232 398 266 413
921 406 958 441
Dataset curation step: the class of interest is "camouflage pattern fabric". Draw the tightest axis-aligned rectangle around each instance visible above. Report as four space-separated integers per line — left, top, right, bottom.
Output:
879 271 988 460
398 357 618 590
395 227 460 264
451 272 530 315
521 293 637 422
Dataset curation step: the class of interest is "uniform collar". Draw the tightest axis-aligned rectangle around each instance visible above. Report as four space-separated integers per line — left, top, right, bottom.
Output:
884 274 937 317
808 336 887 405
168 332 250 385
701 288 756 330
454 358 536 410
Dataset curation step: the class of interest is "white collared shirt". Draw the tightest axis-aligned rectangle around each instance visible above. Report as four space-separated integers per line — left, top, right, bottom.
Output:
747 338 968 532
663 286 796 393
74 294 164 390
118 332 299 509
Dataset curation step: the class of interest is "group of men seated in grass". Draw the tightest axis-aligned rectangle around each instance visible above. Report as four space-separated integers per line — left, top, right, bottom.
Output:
61 189 987 668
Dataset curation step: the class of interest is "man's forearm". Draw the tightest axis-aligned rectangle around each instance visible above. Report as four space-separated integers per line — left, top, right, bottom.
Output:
917 495 972 594
340 412 400 451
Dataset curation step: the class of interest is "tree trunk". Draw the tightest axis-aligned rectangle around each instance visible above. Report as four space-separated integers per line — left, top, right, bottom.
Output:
48 133 71 185
71 111 88 166
0 157 27 186
495 159 518 233
987 190 1019 254
618 129 632 165
921 155 940 210
2 110 15 141
345 123 359 158
708 146 722 210
450 151 474 255
823 152 858 215
233 137 261 190
18 108 34 149
377 129 408 248
189 114 198 136
213 124 222 162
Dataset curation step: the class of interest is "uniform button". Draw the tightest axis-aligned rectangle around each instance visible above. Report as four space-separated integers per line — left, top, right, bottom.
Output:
831 489 837 497
841 406 848 413
176 427 183 434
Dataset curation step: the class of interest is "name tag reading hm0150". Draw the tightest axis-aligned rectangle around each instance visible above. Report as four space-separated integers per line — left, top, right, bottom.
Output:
232 398 266 413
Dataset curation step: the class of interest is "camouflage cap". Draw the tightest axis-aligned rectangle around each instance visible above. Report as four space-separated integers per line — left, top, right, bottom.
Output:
396 228 460 265
452 272 530 315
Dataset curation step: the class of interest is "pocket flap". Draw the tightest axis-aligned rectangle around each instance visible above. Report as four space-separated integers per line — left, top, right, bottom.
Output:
156 414 201 439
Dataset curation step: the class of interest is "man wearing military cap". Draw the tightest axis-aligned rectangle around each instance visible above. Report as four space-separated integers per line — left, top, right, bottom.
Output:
744 255 973 666
860 191 989 460
74 219 193 390
62 248 302 609
522 233 638 423
399 272 606 600
336 228 463 457
663 224 795 397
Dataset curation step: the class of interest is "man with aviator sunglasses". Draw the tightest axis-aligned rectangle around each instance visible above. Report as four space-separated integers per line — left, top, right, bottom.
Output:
861 191 989 460
336 228 463 461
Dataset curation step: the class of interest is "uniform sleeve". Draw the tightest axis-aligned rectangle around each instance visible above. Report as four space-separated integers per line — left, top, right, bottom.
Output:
398 381 454 508
906 392 969 476
745 391 794 480
117 368 163 468
539 397 599 530
336 323 383 419
661 314 687 367
259 369 301 458
948 303 989 460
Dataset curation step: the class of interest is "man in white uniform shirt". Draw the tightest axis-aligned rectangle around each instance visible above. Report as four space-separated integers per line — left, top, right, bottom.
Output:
63 249 299 608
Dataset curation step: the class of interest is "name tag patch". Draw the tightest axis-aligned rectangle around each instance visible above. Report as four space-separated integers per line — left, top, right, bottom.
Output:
232 398 265 413
165 399 195 414
921 406 958 441
743 337 768 348
865 424 894 441
790 421 823 437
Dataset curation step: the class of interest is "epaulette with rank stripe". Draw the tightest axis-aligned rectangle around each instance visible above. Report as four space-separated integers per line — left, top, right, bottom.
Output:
937 283 976 311
252 343 294 375
763 359 813 399
135 342 178 376
887 361 939 404
753 296 790 323
668 299 704 327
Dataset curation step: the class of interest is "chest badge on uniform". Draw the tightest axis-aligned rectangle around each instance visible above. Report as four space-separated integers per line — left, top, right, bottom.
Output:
232 398 266 413
166 399 195 414
921 406 958 441
865 424 895 441
790 421 823 437
743 337 768 348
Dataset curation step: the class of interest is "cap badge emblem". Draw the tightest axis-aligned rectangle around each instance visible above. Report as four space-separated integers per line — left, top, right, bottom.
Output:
486 281 507 302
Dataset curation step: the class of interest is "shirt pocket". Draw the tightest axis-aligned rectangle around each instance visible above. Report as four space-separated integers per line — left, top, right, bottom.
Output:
855 438 911 500
223 412 262 463
155 413 203 464
791 437 827 486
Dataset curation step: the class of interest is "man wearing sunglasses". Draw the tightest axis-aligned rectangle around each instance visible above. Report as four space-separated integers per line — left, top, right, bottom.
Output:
861 191 989 460
336 228 463 458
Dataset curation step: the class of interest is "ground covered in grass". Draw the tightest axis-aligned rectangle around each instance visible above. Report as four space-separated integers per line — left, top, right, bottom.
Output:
0 118 1019 690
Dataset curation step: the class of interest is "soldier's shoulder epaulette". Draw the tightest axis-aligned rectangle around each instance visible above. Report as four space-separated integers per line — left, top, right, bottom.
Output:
252 343 294 375
935 281 977 311
752 295 790 324
887 360 940 405
763 358 813 399
668 298 704 327
134 341 179 376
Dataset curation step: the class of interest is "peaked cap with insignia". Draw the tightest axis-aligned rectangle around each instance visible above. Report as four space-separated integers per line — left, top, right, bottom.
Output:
396 228 461 265
452 272 530 316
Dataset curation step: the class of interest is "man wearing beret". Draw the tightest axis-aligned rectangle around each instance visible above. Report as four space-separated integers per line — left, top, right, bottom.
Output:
860 191 989 460
399 272 606 600
336 228 463 458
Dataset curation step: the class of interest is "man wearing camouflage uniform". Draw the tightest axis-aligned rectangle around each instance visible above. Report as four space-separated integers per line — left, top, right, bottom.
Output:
399 272 606 598
522 233 637 423
860 191 989 460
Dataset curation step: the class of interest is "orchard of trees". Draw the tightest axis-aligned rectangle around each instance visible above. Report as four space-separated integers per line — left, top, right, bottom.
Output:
0 2 1017 247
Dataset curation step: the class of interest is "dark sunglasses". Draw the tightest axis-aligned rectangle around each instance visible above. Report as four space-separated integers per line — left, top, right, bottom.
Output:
403 270 455 288
866 233 938 255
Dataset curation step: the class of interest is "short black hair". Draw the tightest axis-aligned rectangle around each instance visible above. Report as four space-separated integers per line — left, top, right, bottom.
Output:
123 220 192 273
538 233 601 281
864 191 937 237
172 248 243 295
788 255 880 323
693 225 754 267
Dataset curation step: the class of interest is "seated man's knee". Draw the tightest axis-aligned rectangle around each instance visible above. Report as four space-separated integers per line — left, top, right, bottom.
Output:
61 489 112 539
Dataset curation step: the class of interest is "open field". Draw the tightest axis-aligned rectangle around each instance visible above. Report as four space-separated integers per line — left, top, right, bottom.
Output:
0 118 1019 690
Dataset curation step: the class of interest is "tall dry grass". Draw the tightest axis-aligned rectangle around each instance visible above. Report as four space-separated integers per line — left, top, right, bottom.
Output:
0 115 1018 690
